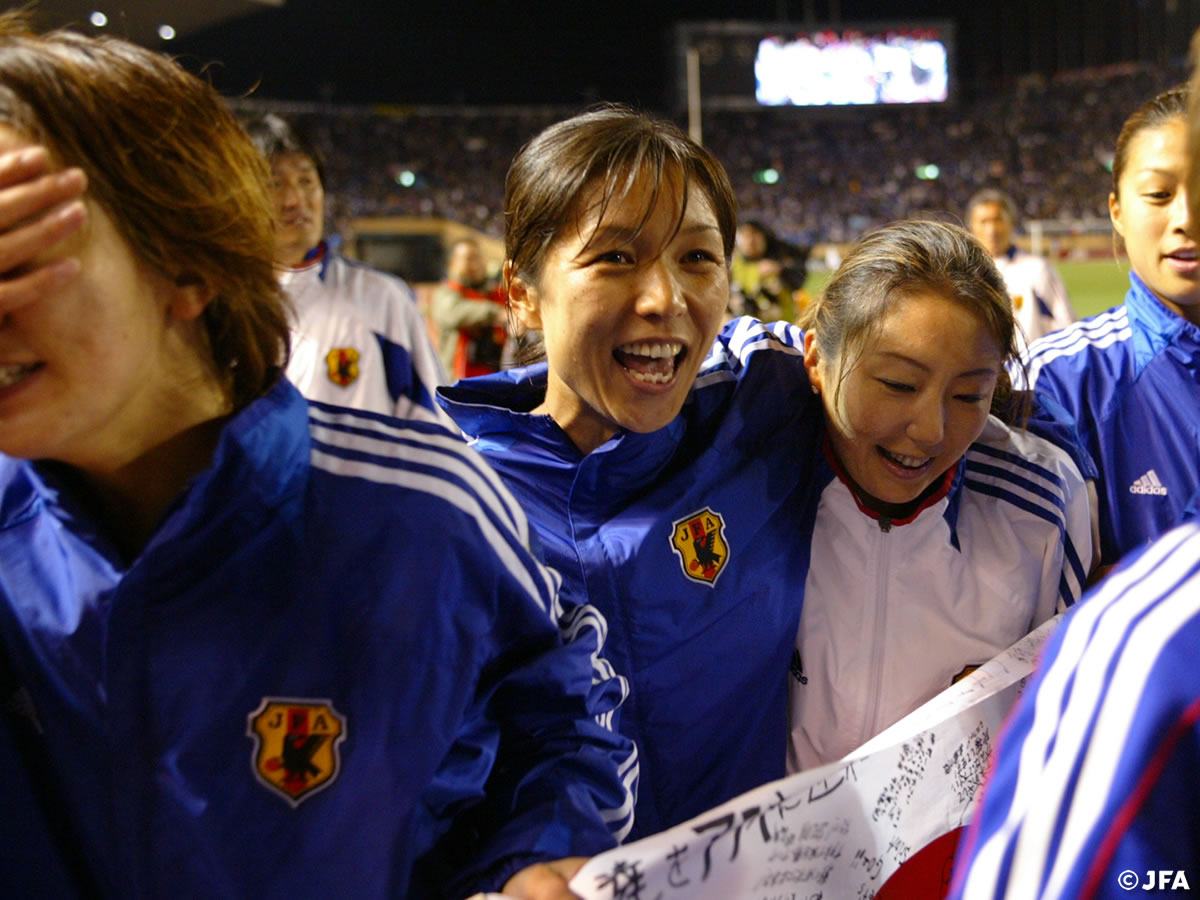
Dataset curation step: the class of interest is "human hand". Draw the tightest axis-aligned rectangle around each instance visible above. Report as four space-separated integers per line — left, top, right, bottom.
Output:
500 856 588 900
0 145 87 313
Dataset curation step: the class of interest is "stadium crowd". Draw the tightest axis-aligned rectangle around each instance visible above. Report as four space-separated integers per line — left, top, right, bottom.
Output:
234 61 1181 248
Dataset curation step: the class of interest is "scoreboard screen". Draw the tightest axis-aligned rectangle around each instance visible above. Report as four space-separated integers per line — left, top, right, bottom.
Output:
675 20 955 111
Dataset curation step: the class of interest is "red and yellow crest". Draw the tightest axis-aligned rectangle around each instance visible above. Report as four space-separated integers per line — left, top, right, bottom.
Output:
670 506 730 586
247 698 347 807
325 347 360 387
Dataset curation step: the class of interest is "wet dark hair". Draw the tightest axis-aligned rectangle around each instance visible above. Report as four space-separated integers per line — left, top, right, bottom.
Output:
504 104 737 287
800 220 1019 430
1112 84 1188 198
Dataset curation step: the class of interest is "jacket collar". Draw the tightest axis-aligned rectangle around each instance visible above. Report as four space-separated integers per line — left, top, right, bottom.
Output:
12 378 309 567
437 364 686 492
1125 271 1200 367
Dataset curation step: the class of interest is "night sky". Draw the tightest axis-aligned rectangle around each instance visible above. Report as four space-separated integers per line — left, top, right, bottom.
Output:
171 0 1197 109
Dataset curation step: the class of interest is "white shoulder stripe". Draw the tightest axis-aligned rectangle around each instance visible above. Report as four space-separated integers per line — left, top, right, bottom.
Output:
308 406 529 545
727 316 805 363
1028 305 1127 356
1022 308 1131 388
962 525 1197 899
557 601 638 839
602 742 640 843
698 317 804 378
310 446 558 617
1041 563 1200 898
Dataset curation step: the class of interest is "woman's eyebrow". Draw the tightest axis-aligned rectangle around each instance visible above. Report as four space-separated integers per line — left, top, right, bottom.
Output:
874 350 997 378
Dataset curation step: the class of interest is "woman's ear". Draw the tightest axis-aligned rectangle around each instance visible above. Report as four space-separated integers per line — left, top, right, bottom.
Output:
168 272 216 322
1108 190 1124 240
803 329 825 395
505 261 542 331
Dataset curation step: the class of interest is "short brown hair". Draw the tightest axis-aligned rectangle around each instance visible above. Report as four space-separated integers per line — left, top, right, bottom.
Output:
503 104 737 287
800 220 1018 429
0 13 289 410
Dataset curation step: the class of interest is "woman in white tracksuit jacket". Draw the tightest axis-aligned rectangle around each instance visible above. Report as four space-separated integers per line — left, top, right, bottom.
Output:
789 220 1095 770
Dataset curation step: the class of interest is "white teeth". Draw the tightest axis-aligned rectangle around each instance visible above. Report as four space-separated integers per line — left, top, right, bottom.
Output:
886 449 928 468
628 369 675 384
0 363 37 388
618 342 682 359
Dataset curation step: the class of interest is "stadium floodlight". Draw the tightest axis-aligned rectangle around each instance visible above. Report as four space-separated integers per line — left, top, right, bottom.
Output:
89 11 108 27
157 24 176 41
395 170 416 187
914 163 940 180
753 167 781 185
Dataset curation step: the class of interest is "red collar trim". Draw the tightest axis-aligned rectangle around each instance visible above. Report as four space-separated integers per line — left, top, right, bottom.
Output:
288 241 327 272
822 435 956 527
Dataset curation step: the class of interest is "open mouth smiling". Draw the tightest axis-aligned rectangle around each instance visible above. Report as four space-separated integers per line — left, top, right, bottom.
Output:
613 341 686 385
877 445 932 471
0 362 42 389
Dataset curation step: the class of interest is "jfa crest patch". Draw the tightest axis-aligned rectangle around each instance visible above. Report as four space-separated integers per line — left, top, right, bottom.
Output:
247 698 347 807
325 347 360 387
670 506 730 587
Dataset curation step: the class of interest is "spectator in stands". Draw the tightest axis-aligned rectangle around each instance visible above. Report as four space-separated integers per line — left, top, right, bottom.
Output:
730 219 810 322
1016 84 1200 569
246 113 449 424
0 18 631 899
432 236 507 379
437 106 1091 838
966 187 1076 347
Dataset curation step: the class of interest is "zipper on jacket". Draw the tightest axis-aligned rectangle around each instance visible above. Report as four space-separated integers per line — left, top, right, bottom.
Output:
859 525 891 747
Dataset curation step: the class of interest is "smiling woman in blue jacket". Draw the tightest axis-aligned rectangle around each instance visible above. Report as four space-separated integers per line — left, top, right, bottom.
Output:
0 17 631 900
438 106 1092 838
1017 85 1200 569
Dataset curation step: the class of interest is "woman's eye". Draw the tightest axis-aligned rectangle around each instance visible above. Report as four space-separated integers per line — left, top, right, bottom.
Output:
682 249 718 264
956 393 986 404
593 250 633 264
879 379 914 393
1144 190 1172 201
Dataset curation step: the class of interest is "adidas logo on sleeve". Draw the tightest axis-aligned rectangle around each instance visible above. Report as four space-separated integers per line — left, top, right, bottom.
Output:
1130 469 1168 496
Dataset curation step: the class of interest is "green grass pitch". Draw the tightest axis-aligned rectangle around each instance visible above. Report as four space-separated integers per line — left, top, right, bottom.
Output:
804 258 1133 321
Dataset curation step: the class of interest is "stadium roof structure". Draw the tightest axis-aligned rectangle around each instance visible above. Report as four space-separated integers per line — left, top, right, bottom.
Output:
28 0 283 46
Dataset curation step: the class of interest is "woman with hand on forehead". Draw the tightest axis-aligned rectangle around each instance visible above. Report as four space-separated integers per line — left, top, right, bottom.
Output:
438 105 1093 837
0 17 632 899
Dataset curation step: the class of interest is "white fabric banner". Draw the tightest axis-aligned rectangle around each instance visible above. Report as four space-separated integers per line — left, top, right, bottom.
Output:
568 615 1061 900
